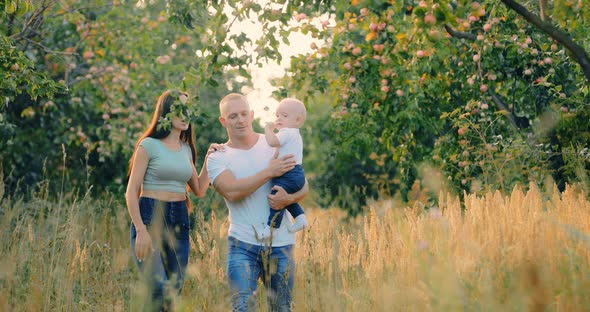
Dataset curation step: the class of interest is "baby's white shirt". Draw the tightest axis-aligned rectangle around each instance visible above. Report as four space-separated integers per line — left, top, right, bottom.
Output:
276 128 303 165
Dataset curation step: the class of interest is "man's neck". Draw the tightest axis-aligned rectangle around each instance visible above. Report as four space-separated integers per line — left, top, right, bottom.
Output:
227 133 259 150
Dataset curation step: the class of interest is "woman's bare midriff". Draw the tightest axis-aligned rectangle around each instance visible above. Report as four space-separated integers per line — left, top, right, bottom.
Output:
141 190 186 202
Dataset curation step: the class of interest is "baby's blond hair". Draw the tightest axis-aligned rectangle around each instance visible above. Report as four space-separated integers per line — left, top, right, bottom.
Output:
279 98 307 124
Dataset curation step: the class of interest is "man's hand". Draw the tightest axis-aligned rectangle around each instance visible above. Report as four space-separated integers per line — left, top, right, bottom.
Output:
267 150 296 177
268 185 291 210
268 179 308 211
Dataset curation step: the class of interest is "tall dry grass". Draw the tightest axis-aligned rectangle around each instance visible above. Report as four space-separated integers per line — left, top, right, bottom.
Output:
1 183 589 311
293 184 590 311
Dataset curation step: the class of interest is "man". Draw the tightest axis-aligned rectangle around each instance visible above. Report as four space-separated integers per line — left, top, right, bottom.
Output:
207 93 308 311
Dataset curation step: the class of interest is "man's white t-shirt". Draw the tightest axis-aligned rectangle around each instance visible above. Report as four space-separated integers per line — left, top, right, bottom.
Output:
207 134 296 246
276 128 303 165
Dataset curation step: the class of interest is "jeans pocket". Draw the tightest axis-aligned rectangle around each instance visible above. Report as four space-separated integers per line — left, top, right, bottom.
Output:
138 197 155 226
174 222 190 241
168 202 189 241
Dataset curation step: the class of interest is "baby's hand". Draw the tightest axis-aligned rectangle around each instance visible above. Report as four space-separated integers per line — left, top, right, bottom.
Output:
265 122 276 131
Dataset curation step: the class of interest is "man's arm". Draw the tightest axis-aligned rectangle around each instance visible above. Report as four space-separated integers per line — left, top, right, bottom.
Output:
213 154 296 202
267 179 309 210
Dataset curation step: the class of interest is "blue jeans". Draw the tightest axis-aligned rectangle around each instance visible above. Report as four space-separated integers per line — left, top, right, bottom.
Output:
130 197 190 312
267 165 305 228
227 236 295 312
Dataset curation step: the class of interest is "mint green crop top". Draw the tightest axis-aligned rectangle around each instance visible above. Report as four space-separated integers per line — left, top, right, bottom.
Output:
139 137 193 193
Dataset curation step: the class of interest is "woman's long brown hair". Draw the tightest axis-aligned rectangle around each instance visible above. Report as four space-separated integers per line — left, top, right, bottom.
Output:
128 90 197 213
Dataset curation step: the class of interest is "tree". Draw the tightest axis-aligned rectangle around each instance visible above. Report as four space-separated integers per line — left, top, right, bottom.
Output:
278 0 589 212
3 0 587 212
0 0 335 196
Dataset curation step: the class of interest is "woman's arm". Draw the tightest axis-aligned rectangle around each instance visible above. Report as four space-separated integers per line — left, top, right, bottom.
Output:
187 162 209 198
125 147 153 261
126 147 148 231
187 143 225 198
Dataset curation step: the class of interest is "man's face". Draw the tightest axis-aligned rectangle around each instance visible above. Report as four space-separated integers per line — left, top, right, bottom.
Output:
220 99 254 139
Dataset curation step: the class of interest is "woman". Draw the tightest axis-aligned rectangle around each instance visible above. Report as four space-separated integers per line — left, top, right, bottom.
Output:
125 90 219 311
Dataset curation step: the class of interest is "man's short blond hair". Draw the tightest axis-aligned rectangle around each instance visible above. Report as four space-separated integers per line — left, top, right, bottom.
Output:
219 93 249 117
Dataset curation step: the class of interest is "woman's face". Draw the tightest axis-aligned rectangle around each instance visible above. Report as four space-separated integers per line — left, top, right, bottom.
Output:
171 113 189 131
170 92 190 131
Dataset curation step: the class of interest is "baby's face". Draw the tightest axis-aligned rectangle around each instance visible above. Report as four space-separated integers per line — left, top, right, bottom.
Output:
275 102 302 129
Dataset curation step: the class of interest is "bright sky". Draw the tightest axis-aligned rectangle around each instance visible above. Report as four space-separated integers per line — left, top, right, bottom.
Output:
226 6 325 125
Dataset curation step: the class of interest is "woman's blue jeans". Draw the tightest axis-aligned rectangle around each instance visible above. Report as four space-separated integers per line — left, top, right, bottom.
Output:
130 197 190 311
227 236 295 312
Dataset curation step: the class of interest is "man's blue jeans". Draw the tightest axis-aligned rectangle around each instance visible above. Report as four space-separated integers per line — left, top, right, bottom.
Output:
227 236 295 312
267 165 305 228
130 197 190 311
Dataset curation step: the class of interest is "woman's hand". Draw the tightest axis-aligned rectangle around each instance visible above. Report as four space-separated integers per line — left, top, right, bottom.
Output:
206 143 225 158
134 228 154 262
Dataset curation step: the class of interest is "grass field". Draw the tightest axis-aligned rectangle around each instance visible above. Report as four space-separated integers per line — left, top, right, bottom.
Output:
1 183 589 311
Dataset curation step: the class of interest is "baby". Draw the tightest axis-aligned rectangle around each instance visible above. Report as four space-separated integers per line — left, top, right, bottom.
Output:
261 98 309 239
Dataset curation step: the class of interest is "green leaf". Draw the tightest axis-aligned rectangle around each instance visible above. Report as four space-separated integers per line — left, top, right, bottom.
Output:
20 106 34 118
413 7 426 18
434 7 447 23
238 67 251 79
250 3 262 13
206 77 219 87
5 1 17 14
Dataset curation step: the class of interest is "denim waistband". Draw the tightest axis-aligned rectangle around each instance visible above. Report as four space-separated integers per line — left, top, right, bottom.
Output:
139 197 186 210
135 197 190 241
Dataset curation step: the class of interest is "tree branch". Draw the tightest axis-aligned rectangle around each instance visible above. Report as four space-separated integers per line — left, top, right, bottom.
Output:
47 4 113 18
488 89 520 130
9 0 54 42
21 37 77 56
443 24 477 41
7 11 16 37
500 0 590 82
